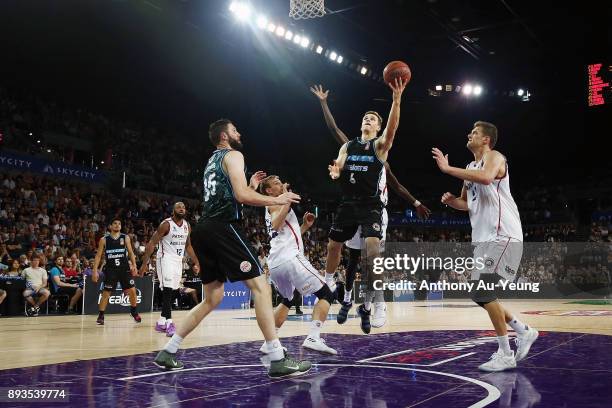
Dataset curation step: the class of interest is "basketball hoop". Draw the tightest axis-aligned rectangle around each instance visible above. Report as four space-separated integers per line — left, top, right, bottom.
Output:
289 0 326 20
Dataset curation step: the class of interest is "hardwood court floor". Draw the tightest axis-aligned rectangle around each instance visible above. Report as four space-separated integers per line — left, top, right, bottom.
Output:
1 299 610 371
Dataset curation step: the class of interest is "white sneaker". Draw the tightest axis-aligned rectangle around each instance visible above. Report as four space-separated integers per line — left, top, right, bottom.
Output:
478 351 517 372
515 328 539 362
259 341 287 354
371 302 386 328
302 336 338 355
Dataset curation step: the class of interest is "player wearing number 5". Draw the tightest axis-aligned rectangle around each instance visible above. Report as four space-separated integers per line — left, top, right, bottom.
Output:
139 202 201 337
92 218 141 325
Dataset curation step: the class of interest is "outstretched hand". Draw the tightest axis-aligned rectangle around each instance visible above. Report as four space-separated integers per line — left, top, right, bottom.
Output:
388 77 408 100
415 203 432 220
310 84 329 101
432 147 450 173
249 170 267 190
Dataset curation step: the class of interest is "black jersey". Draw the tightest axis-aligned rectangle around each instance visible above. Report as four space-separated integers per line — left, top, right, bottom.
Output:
340 137 385 205
104 233 129 271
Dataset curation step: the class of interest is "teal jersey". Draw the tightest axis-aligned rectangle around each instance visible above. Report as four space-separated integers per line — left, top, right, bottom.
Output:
201 149 242 222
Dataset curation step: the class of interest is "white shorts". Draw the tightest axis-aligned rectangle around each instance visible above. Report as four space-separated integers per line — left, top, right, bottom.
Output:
270 253 325 301
472 237 523 281
346 207 388 251
156 256 183 290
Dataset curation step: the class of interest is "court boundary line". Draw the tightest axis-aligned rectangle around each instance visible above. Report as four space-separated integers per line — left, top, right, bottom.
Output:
120 363 499 408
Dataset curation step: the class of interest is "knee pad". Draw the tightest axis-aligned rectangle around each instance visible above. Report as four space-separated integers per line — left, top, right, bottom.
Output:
314 284 335 304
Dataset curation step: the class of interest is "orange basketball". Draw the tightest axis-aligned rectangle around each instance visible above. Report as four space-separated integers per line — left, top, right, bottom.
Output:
383 60 411 86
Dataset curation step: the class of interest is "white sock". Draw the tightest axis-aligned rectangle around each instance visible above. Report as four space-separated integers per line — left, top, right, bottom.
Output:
266 338 284 361
364 301 372 311
508 316 528 335
166 319 173 324
497 335 512 356
343 289 353 303
157 317 167 325
164 334 183 354
325 273 334 281
309 320 322 339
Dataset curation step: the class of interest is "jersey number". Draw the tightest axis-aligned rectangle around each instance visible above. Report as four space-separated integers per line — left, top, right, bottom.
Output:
176 249 183 256
204 173 217 202
114 259 120 266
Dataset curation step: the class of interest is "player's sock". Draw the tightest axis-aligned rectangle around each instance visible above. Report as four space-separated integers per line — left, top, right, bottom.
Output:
364 302 372 311
508 316 529 335
325 273 335 281
373 290 384 303
266 339 284 361
343 289 353 303
157 317 167 325
309 320 322 339
345 248 360 292
497 335 512 356
130 306 138 316
162 287 173 319
164 334 184 353
166 319 173 324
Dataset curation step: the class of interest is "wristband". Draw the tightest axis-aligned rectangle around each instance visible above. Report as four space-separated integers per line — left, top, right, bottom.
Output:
414 200 421 207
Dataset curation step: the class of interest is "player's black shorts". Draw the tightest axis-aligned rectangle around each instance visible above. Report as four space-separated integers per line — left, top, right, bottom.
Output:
191 220 262 285
329 201 384 242
103 269 135 291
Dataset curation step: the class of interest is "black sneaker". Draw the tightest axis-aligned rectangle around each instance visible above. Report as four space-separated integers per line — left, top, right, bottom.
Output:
295 308 304 315
337 301 352 324
96 315 105 325
357 304 371 334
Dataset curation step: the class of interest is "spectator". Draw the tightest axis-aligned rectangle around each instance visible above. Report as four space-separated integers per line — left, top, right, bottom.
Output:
62 258 79 278
22 254 50 316
49 256 82 313
5 259 23 277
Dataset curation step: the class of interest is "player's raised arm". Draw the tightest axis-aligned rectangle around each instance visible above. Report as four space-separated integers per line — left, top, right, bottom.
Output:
441 186 469 211
377 77 408 159
385 163 431 219
432 148 505 185
310 84 349 145
139 221 169 276
224 150 300 206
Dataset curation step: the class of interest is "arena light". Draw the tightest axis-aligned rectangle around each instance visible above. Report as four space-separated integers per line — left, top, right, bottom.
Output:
360 67 368 75
275 26 285 37
256 15 268 29
284 30 293 40
329 51 337 61
293 34 301 44
517 89 525 96
462 84 473 95
300 37 310 48
267 23 276 32
435 85 443 91
336 55 343 64
37 140 41 143
229 2 252 21
315 45 323 54
473 85 483 96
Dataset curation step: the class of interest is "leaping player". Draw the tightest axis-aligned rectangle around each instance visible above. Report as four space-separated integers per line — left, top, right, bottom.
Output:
433 121 539 372
324 78 408 334
139 202 200 337
259 175 337 355
310 84 431 327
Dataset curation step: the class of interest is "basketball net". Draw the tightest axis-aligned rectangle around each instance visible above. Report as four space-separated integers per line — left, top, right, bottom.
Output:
289 0 326 20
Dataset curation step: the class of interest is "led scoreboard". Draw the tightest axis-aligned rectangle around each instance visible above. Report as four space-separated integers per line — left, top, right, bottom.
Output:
588 62 611 106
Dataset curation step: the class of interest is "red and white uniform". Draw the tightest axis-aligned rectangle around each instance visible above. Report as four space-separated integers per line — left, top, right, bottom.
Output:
265 207 324 301
466 157 523 281
156 218 189 289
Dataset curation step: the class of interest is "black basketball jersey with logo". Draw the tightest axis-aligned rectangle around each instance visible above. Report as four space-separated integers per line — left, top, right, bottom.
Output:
340 137 385 205
104 233 129 271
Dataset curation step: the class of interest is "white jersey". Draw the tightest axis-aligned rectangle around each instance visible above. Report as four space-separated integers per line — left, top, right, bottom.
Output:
159 218 190 260
265 207 303 269
465 158 523 243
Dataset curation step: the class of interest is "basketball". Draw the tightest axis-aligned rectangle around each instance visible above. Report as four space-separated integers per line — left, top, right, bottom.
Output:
383 60 411 86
